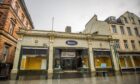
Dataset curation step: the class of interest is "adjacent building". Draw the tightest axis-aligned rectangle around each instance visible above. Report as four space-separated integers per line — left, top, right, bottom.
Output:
0 0 34 68
84 11 140 72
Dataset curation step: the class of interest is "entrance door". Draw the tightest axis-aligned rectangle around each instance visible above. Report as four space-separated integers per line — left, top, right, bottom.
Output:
61 58 76 70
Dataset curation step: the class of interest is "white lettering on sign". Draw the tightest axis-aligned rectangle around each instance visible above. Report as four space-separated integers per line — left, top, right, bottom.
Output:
61 52 76 57
66 40 78 45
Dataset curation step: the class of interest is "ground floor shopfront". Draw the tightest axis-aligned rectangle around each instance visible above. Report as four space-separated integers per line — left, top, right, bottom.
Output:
118 52 140 72
11 30 140 76
17 47 115 75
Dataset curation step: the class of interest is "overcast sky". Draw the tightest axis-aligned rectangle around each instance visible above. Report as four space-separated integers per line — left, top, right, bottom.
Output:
24 0 140 32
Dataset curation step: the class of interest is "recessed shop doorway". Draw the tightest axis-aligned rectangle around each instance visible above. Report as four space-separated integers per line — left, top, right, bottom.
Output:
54 48 89 71
61 58 76 70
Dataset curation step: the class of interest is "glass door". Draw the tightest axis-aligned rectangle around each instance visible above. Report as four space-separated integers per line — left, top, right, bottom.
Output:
61 58 77 70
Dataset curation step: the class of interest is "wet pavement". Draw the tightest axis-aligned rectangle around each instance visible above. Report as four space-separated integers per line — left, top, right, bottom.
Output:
0 74 140 84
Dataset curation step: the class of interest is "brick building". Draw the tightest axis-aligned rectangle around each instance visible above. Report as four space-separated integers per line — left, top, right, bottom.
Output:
0 0 34 68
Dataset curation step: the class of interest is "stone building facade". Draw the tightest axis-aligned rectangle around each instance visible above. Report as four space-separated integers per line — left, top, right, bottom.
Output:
84 11 140 72
12 29 119 76
0 0 34 67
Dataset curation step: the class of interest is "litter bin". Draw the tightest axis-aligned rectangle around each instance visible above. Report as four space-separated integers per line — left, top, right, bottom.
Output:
0 63 11 80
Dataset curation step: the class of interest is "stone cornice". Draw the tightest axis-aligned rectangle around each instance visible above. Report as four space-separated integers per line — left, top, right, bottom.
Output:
17 29 113 41
0 30 17 43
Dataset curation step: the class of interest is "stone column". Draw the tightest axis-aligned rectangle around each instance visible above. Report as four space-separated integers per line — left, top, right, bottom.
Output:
48 37 54 74
124 57 128 68
110 45 120 71
88 42 95 72
130 56 135 68
11 40 22 74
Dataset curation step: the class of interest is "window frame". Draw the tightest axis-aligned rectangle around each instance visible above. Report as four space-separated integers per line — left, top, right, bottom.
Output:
131 40 136 50
120 26 125 35
114 40 120 49
131 17 135 24
112 25 117 33
127 27 132 36
2 44 10 62
134 27 139 36
15 2 20 15
138 20 140 25
21 13 25 22
139 41 140 47
124 17 128 23
124 40 129 49
9 20 16 35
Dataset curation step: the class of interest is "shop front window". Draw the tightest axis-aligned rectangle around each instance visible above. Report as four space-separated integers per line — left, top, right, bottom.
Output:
54 48 89 70
119 56 133 68
133 56 140 67
20 47 48 70
93 50 112 69
95 57 112 68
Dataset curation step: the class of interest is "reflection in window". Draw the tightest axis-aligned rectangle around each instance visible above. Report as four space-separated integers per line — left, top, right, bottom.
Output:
20 47 48 70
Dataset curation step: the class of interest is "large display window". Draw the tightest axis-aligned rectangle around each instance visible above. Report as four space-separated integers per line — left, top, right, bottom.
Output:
20 47 48 70
119 56 133 68
133 56 140 67
95 57 112 68
93 50 113 69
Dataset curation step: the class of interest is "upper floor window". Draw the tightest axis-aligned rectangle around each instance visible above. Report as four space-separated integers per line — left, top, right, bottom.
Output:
139 41 140 47
134 28 139 36
120 26 125 35
124 40 129 49
26 21 28 26
9 20 15 34
112 25 117 33
0 0 3 3
124 17 128 23
131 17 135 24
21 13 25 22
114 40 120 49
127 27 132 35
131 40 136 50
138 20 140 25
15 2 20 14
0 12 3 18
2 44 10 62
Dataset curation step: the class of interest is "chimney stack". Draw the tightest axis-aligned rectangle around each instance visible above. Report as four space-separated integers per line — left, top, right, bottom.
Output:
65 26 71 33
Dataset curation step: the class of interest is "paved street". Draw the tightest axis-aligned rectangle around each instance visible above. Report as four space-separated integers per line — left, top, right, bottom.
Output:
0 74 140 84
